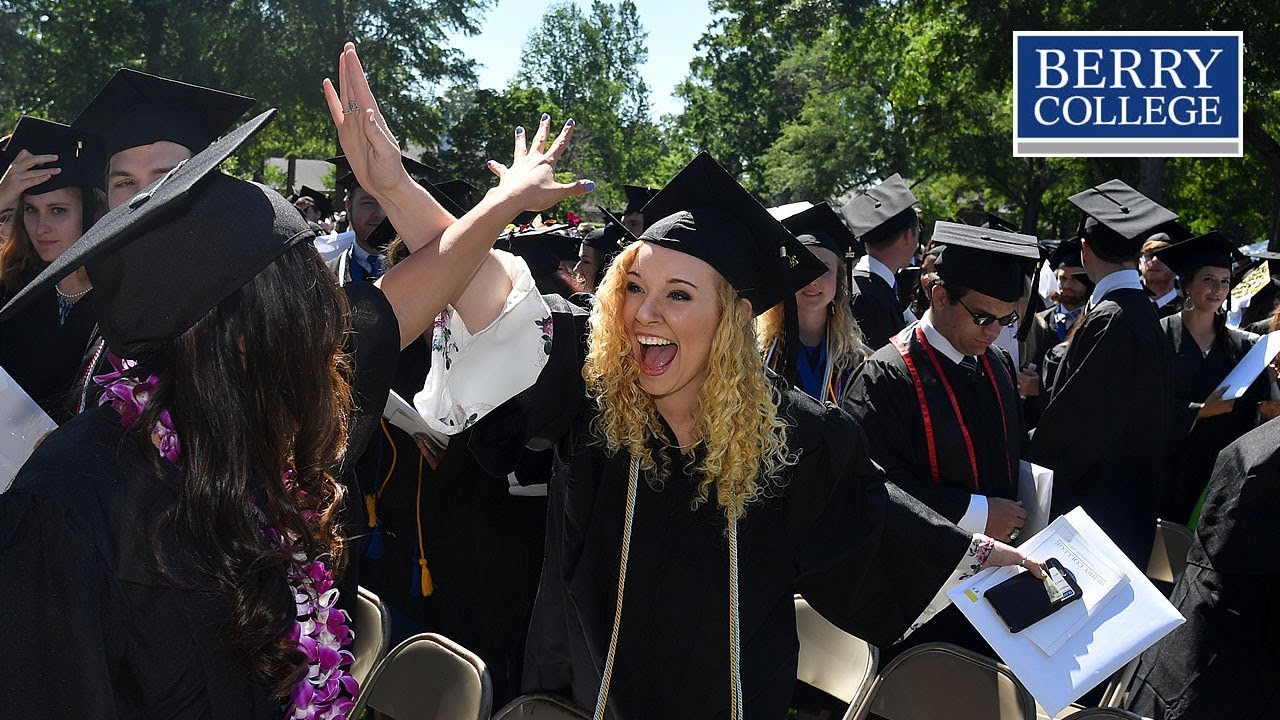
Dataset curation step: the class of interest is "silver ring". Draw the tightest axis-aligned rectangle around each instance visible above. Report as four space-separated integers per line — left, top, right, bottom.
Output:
1010 528 1021 541
1019 557 1028 568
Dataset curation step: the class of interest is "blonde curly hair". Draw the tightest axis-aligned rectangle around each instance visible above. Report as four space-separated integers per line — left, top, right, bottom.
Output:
582 242 795 518
757 259 869 374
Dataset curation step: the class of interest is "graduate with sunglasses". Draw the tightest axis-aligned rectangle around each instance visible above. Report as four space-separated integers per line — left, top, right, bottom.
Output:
843 221 1039 660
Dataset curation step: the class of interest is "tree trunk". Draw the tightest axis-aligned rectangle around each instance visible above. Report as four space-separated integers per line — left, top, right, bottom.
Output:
1138 157 1167 204
1243 111 1280 251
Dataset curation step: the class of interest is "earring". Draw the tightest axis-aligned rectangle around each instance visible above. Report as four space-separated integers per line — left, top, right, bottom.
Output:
828 301 836 316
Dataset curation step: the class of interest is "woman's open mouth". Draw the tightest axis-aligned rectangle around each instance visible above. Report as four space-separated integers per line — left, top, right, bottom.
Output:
637 334 678 376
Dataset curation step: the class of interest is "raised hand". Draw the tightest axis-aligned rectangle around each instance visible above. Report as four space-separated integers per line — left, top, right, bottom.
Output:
322 43 408 201
486 112 595 214
0 149 61 209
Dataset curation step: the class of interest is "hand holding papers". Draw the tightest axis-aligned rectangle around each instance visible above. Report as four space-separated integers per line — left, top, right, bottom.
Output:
383 390 450 469
1219 329 1280 400
0 366 57 492
948 508 1183 716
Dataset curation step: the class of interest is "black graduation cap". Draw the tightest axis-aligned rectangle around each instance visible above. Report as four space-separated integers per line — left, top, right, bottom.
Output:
434 179 480 213
0 110 306 358
1 117 105 196
776 202 855 260
1152 231 1243 279
328 154 435 191
72 68 255 159
980 211 1020 234
583 206 629 256
1068 179 1177 255
622 184 658 215
498 224 580 276
617 151 825 316
1048 238 1085 270
296 185 333 218
930 221 1041 303
840 173 918 243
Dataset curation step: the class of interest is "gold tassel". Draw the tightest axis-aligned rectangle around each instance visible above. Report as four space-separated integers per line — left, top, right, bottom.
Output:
419 557 434 596
364 493 378 529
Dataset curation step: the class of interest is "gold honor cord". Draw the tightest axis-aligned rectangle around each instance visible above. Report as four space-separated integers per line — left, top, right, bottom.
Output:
591 457 745 720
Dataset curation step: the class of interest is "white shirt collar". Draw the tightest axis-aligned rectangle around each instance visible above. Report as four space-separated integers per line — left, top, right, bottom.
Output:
1153 287 1179 308
350 239 381 271
1089 269 1143 306
855 254 896 288
918 311 969 365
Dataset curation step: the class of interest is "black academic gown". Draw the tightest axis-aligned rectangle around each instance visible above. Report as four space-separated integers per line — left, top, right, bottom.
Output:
1020 306 1072 429
850 268 905 351
844 324 1022 524
0 282 399 719
354 336 547 706
1126 417 1280 720
0 285 98 422
1159 315 1266 524
1032 286 1175 564
467 296 973 719
1155 296 1183 319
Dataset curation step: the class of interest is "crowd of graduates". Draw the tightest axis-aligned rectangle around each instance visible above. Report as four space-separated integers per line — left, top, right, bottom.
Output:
0 44 1275 720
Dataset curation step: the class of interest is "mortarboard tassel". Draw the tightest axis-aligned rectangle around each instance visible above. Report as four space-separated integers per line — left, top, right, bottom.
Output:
414 452 433 596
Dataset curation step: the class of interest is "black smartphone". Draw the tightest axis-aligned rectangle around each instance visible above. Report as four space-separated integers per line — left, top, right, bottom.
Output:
985 558 1084 633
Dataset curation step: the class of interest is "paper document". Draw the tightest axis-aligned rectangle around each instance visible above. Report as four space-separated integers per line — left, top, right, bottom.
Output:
948 508 1183 716
1016 461 1054 543
382 390 450 449
0 367 57 492
1219 330 1280 399
1022 526 1125 656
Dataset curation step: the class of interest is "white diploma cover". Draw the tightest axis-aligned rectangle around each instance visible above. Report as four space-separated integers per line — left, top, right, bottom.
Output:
0 366 57 492
1218 329 1280 400
948 508 1184 716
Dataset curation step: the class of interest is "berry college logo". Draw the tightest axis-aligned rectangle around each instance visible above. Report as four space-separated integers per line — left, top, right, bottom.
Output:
1013 31 1243 157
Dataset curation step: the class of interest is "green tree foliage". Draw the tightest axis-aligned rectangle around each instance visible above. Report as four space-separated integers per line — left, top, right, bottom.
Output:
504 0 671 212
0 0 490 183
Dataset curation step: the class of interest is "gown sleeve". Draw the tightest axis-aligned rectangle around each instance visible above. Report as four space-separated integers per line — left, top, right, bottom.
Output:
843 356 977 523
341 281 403 467
414 257 554 436
0 493 123 718
793 407 974 647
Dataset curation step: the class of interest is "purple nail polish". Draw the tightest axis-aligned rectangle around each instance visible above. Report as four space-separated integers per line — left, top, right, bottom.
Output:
584 180 595 192
516 126 524 135
566 118 576 128
541 113 550 122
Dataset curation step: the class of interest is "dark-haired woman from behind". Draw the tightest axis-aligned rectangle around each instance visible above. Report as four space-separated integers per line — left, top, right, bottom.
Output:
0 45 592 719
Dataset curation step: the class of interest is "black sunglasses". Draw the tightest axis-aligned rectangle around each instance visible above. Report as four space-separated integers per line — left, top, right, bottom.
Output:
957 297 1019 327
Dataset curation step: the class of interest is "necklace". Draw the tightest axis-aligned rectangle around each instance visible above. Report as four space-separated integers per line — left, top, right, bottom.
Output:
55 284 91 300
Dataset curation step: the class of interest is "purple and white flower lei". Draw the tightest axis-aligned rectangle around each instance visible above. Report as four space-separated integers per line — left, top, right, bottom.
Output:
94 353 359 720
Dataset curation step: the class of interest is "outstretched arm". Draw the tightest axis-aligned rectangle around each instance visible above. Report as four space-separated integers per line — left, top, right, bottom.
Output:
323 43 592 347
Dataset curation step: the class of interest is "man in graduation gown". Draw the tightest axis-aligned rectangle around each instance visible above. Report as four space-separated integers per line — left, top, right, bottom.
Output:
1126 417 1280 719
618 183 657 238
844 221 1038 658
1018 239 1091 426
72 69 255 212
1141 234 1183 319
1032 180 1177 564
324 154 440 284
841 174 922 350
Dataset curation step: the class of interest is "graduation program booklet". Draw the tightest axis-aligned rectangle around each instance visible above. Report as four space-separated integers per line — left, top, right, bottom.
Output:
948 507 1183 716
382 390 450 449
1219 329 1280 400
1015 461 1054 544
0 366 57 492
1020 525 1125 656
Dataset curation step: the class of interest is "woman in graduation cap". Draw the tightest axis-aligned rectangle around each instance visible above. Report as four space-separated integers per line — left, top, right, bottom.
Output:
0 44 592 719
0 117 105 421
409 149 1040 718
1153 232 1269 527
757 202 871 404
